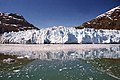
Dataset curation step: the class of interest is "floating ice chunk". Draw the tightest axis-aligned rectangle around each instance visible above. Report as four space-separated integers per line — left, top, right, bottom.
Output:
59 69 62 72
69 67 72 70
89 77 94 80
0 76 3 77
3 58 15 63
24 55 30 59
17 56 24 59
26 75 29 78
8 76 12 78
13 70 20 73
63 67 67 70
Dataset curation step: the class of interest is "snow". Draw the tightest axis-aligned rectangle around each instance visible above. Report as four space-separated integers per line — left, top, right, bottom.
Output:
96 6 120 18
1 26 120 44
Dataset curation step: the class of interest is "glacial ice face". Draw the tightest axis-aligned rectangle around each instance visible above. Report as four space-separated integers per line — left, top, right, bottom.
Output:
1 26 120 44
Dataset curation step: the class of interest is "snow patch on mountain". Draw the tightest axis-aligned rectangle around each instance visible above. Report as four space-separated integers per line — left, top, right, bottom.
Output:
96 6 120 18
1 26 120 44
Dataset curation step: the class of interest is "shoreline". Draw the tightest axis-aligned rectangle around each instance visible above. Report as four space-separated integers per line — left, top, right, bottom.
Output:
0 44 120 52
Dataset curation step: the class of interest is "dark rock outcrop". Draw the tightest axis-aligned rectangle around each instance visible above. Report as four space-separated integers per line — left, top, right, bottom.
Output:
76 6 120 30
0 12 39 33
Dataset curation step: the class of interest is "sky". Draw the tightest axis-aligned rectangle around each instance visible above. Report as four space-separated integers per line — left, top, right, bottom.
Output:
0 0 120 28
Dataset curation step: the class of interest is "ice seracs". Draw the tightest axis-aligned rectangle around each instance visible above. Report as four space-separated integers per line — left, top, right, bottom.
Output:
1 26 120 44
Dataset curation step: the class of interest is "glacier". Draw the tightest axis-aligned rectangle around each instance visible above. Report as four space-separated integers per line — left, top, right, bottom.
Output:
1 26 120 44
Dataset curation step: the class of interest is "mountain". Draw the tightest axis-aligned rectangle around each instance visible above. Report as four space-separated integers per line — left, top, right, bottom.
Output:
1 6 120 44
76 6 120 30
0 12 39 33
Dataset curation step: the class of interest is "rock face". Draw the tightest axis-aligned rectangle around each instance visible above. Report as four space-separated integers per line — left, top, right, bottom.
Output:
76 6 120 30
1 26 120 44
0 12 39 33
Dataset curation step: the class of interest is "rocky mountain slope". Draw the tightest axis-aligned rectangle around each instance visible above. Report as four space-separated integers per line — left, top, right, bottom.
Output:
0 12 39 33
76 6 120 30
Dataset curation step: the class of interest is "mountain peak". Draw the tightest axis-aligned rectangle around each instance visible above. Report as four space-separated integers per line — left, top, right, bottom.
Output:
96 6 120 18
76 6 120 30
0 12 39 33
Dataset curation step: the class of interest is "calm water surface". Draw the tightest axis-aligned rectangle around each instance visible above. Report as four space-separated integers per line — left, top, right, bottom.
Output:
0 46 120 80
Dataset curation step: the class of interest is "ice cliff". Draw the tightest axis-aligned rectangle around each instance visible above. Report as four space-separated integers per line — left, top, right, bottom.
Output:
1 26 120 44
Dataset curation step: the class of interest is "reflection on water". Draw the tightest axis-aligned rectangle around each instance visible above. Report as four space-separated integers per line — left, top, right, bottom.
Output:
1 46 120 60
0 46 120 80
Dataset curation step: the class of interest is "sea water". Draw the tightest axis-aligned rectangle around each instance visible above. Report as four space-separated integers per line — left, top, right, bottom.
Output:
0 46 120 80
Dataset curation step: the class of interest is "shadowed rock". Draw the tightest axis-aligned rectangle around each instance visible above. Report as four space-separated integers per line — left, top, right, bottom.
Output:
0 12 39 33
